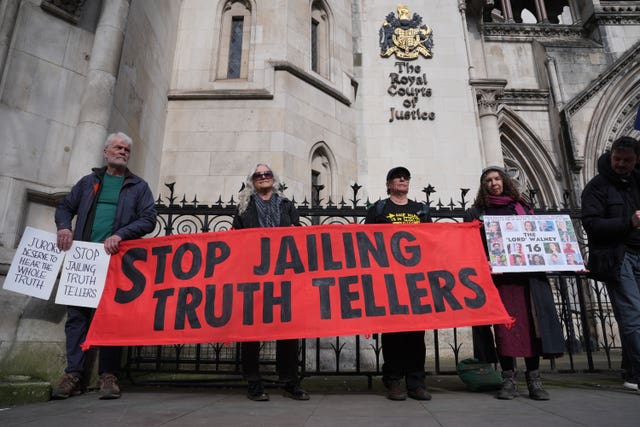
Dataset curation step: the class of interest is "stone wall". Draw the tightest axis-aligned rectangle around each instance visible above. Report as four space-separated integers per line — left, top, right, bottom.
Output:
356 1 483 200
0 2 92 264
161 0 357 203
110 0 181 193
0 0 181 383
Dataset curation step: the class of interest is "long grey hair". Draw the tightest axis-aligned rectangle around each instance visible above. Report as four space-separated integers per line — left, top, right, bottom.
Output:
237 163 286 215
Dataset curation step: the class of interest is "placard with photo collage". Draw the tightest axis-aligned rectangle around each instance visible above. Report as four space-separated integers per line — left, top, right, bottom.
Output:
483 215 585 273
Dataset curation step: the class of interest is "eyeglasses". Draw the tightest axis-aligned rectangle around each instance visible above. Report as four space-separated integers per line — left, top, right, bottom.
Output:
252 171 274 180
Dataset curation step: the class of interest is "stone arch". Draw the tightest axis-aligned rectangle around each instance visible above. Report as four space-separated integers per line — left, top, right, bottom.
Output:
583 64 640 184
309 141 337 205
310 0 333 80
499 107 563 208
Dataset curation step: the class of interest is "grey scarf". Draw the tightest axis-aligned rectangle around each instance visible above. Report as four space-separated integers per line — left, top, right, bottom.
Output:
253 193 281 228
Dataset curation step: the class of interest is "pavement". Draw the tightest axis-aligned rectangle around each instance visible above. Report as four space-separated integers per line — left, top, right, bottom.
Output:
0 372 637 427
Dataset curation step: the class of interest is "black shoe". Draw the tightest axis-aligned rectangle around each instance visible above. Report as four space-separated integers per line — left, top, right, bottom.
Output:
247 381 269 401
283 384 310 400
408 387 432 401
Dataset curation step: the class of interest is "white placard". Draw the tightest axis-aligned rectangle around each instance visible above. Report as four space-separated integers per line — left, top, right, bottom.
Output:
55 241 110 308
483 215 585 273
3 227 65 300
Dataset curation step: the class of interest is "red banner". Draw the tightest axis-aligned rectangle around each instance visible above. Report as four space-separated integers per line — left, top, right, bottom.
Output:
82 222 511 349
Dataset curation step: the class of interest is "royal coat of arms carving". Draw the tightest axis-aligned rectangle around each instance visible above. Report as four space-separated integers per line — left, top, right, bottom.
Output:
379 4 434 60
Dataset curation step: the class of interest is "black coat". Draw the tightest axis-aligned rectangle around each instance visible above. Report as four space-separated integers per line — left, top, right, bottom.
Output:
232 195 300 230
581 152 640 282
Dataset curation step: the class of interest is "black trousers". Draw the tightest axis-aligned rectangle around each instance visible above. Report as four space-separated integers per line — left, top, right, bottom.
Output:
241 339 299 384
381 330 426 390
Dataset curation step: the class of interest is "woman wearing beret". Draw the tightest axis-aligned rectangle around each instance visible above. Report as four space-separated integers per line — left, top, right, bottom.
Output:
465 166 564 401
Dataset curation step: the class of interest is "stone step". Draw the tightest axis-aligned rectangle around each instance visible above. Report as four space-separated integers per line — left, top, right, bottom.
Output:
0 376 50 407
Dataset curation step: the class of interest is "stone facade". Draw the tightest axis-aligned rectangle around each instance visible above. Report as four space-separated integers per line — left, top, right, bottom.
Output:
0 0 179 381
1 0 640 382
163 0 357 201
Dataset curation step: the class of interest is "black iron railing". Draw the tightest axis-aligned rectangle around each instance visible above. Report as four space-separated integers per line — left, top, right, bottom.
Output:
125 183 620 385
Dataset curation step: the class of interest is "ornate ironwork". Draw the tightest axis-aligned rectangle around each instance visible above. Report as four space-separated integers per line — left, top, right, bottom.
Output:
126 182 619 385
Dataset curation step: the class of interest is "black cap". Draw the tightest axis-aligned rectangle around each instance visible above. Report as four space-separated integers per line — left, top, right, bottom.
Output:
386 166 411 182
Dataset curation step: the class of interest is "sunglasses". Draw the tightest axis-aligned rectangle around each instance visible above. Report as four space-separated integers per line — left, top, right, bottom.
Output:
252 171 274 180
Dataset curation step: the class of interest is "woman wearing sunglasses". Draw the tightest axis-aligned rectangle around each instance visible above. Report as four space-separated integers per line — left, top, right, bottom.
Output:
232 163 309 402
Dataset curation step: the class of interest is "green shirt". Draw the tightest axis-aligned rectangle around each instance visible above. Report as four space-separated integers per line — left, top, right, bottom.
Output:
90 174 124 242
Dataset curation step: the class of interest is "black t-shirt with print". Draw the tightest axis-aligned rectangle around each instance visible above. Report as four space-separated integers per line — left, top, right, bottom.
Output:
365 198 431 224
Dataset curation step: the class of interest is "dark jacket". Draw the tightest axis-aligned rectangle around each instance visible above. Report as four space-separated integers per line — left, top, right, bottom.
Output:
55 167 157 242
232 195 300 229
581 152 640 282
465 206 565 361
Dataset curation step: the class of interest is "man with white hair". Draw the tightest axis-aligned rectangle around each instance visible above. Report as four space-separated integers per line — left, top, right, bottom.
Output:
52 132 156 400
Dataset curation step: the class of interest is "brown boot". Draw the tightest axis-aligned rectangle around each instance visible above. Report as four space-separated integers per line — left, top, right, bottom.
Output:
386 379 407 401
51 373 84 399
408 387 432 401
98 373 121 400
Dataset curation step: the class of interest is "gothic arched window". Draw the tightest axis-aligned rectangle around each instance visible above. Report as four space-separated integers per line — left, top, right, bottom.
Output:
311 1 330 78
217 1 252 80
484 0 573 24
310 143 335 206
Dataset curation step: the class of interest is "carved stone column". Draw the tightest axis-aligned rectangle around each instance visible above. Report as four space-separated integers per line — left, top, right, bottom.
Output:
546 56 564 109
459 0 478 79
66 0 130 185
500 0 514 23
471 79 507 167
0 0 20 85
568 0 581 24
534 0 549 23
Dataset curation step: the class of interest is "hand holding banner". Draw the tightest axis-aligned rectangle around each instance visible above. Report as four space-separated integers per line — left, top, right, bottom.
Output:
82 222 512 350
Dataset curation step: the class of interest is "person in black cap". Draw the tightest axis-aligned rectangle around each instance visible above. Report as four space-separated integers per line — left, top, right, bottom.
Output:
365 166 432 401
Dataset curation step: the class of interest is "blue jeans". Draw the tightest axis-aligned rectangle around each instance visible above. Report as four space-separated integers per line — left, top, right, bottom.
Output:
607 252 640 381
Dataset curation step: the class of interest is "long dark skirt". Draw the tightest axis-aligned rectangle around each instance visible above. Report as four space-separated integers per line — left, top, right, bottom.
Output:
493 277 542 358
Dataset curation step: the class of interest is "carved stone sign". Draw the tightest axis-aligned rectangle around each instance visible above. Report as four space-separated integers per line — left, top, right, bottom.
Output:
380 5 435 123
387 62 435 122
